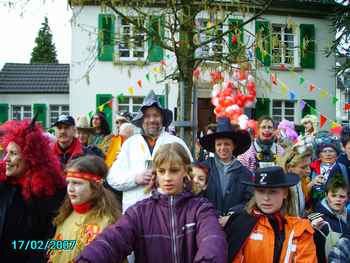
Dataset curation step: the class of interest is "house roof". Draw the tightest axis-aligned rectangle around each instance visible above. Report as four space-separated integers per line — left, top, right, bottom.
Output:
0 63 69 94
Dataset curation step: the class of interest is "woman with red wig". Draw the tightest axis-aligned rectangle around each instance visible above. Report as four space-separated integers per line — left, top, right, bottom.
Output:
0 119 66 262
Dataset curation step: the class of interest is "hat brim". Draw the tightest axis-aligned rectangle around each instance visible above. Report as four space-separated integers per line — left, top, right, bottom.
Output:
132 104 173 128
241 173 300 188
199 130 251 156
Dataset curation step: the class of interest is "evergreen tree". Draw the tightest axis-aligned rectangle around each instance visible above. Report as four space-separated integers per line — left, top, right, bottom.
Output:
30 17 58 63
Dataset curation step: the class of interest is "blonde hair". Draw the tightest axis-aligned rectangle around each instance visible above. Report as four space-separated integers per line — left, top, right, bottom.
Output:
53 155 121 226
246 188 297 216
146 143 193 192
279 145 312 172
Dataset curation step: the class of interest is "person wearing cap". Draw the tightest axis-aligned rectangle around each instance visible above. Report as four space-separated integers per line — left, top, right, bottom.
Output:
48 155 122 263
0 119 66 262
225 166 317 263
199 117 253 225
310 142 349 208
52 115 85 166
238 116 285 172
107 90 192 213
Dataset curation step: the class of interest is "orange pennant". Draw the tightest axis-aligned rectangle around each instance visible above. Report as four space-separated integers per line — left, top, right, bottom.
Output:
344 103 350 112
271 73 277 85
137 80 142 88
308 84 316 92
107 100 113 109
320 114 327 128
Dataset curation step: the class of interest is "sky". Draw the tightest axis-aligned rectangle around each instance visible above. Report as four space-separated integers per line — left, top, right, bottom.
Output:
0 0 72 69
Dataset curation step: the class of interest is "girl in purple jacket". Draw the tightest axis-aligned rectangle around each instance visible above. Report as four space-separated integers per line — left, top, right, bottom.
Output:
76 142 227 263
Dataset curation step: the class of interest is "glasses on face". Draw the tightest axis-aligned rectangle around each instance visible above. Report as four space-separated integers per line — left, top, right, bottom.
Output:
321 149 336 154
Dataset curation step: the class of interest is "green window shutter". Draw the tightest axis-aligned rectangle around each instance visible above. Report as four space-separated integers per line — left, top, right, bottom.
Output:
148 16 164 62
33 104 47 128
98 14 115 61
300 24 315 69
0 104 9 124
255 21 271 67
96 94 113 129
255 98 270 120
228 19 244 52
302 100 316 117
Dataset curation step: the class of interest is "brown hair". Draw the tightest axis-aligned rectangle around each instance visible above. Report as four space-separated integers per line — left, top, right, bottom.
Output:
53 155 121 226
146 143 193 192
257 115 275 127
246 188 297 216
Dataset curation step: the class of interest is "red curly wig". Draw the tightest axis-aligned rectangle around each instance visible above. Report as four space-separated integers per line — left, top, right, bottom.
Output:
0 119 66 200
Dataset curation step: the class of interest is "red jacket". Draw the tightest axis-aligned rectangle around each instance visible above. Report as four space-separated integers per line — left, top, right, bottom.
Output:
52 138 84 166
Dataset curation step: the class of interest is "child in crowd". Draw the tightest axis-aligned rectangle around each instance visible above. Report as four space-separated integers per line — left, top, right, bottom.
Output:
309 174 350 263
192 162 209 194
76 142 227 263
48 155 121 263
225 166 317 263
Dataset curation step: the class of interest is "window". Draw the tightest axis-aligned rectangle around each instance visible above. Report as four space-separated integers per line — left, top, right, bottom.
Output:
116 17 146 60
272 100 295 123
49 105 69 126
117 96 144 113
271 24 296 65
196 18 223 58
11 105 32 120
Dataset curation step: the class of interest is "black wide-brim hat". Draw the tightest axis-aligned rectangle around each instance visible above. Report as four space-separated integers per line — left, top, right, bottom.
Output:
132 90 173 128
199 117 251 156
242 166 300 188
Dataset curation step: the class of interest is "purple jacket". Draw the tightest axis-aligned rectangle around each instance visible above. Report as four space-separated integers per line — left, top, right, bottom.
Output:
76 190 227 263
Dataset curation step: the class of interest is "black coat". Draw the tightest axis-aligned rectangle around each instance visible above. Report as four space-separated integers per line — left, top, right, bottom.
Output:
202 157 253 216
0 182 65 262
313 199 350 263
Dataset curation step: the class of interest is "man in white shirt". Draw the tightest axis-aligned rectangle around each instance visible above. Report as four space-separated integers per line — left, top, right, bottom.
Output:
107 90 192 212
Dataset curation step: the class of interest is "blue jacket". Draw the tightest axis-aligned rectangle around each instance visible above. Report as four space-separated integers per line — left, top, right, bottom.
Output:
202 157 253 216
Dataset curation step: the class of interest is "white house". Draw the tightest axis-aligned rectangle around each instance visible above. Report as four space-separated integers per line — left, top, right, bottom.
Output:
69 0 337 132
0 63 70 128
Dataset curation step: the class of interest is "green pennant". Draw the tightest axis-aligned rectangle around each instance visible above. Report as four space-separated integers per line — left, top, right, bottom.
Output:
299 76 305 85
264 67 270 74
332 96 338 105
88 111 94 119
146 73 150 81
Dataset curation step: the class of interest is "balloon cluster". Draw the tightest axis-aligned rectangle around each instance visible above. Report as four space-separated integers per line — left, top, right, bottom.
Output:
211 70 256 126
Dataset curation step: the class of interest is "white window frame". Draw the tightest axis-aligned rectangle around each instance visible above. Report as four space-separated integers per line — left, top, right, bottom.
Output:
195 16 224 59
271 24 298 67
117 96 145 114
11 105 32 120
115 16 147 61
49 104 69 126
271 100 295 123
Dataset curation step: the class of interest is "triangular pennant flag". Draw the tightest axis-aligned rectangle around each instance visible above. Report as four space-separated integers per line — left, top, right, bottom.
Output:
344 103 350 112
146 73 150 81
160 60 166 66
300 100 306 110
264 67 270 74
117 93 125 103
288 91 296 100
299 76 305 85
332 96 338 105
107 100 113 109
320 114 327 128
281 83 287 96
271 73 277 85
308 84 316 92
320 90 328 98
128 86 135 96
88 111 94 119
98 104 104 112
153 67 161 74
137 80 142 88
331 121 338 129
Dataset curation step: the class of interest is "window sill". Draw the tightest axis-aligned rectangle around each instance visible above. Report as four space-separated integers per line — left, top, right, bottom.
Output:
270 65 303 72
112 59 149 66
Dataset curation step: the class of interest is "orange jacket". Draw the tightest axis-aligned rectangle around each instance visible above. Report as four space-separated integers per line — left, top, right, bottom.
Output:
232 215 317 263
105 135 124 168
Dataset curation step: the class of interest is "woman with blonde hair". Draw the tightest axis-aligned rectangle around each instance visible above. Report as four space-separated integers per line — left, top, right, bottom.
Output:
279 143 314 216
76 142 227 263
48 155 121 263
225 166 317 263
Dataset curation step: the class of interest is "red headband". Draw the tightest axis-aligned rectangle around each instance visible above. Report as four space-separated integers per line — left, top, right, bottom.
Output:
66 171 102 183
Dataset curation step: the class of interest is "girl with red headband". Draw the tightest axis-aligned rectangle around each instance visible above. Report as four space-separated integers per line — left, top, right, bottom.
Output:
0 119 66 262
48 155 121 263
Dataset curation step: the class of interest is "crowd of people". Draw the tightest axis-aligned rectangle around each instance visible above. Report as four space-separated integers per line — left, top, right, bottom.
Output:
0 89 350 262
